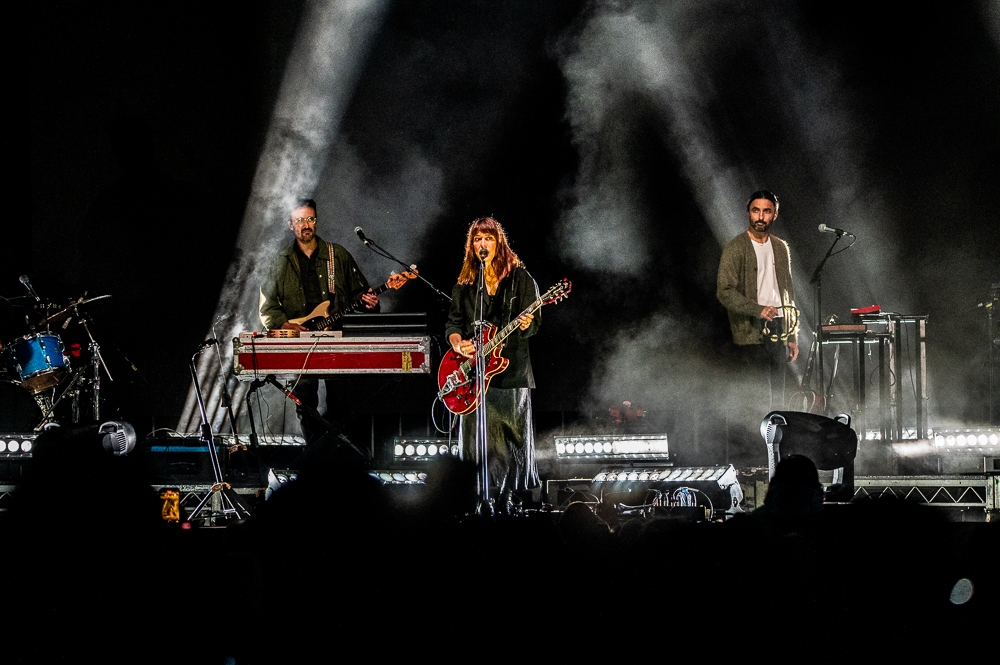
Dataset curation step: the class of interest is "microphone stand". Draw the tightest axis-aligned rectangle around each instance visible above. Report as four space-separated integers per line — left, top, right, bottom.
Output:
261 374 369 462
357 230 451 302
473 250 492 517
808 231 852 413
185 342 252 524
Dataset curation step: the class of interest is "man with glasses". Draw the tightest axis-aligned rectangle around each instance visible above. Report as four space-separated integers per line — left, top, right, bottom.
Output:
259 198 379 443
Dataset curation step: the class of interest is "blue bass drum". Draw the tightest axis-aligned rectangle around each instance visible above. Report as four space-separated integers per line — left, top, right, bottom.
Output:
10 333 70 393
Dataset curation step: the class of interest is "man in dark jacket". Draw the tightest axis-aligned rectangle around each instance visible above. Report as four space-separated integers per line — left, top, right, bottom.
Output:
259 198 378 443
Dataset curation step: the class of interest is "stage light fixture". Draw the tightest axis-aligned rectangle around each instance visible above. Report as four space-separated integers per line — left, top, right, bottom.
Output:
393 438 459 464
589 464 743 517
99 421 137 456
760 411 858 502
931 428 999 454
555 434 670 461
0 433 37 457
370 470 427 485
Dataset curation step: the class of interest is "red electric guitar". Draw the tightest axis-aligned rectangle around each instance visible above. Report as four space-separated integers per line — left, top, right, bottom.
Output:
437 278 571 415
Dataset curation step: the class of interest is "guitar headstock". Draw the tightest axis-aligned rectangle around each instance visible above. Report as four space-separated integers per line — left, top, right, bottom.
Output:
541 278 572 305
387 265 419 290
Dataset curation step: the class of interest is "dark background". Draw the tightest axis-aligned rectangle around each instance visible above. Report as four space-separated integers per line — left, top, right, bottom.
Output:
16 1 1000 464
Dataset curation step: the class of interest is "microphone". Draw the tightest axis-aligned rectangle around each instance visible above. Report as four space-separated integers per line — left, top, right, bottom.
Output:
19 275 41 302
355 227 371 245
818 223 856 236
479 247 489 260
197 338 218 350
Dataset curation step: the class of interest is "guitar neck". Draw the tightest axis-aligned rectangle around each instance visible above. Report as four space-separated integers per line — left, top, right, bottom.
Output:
316 281 388 329
483 300 543 355
370 281 394 297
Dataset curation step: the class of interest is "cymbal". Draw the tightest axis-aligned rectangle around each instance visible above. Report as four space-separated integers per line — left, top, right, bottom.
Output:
37 294 112 327
0 294 35 305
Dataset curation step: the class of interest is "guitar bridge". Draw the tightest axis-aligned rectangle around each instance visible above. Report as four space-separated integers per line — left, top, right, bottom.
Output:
438 371 471 399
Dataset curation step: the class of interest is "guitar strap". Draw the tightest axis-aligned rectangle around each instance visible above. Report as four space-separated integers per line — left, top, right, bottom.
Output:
326 242 336 296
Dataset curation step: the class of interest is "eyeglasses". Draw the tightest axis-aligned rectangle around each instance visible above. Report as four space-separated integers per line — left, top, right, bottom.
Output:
292 216 317 225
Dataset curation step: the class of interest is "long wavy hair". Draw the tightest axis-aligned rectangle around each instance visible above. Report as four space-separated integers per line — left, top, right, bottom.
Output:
457 217 522 286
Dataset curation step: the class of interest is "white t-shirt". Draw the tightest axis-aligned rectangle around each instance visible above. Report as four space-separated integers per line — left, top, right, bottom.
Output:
752 237 783 310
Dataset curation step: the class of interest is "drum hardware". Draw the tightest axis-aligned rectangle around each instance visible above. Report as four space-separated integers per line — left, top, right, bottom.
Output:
33 364 100 430
65 296 113 422
2 285 114 427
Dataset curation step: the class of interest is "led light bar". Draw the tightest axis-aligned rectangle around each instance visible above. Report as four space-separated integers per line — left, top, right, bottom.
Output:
589 464 743 515
555 434 670 460
0 433 37 456
930 428 1000 453
393 438 460 462
592 465 735 486
369 470 428 485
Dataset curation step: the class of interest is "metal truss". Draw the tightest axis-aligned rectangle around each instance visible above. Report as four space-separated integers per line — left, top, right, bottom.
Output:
853 475 995 512
164 483 260 525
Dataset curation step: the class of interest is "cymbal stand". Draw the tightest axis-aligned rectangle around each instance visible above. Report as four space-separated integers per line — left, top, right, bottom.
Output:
472 250 493 517
76 306 112 421
185 342 252 524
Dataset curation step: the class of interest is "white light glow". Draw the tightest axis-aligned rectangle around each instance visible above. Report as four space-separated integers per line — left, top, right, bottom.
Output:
176 0 394 437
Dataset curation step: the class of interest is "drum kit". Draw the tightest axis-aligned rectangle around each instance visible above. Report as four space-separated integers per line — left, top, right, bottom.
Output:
1 282 112 430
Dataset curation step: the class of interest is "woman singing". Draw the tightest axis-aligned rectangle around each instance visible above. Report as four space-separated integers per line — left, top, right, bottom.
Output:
445 216 541 514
